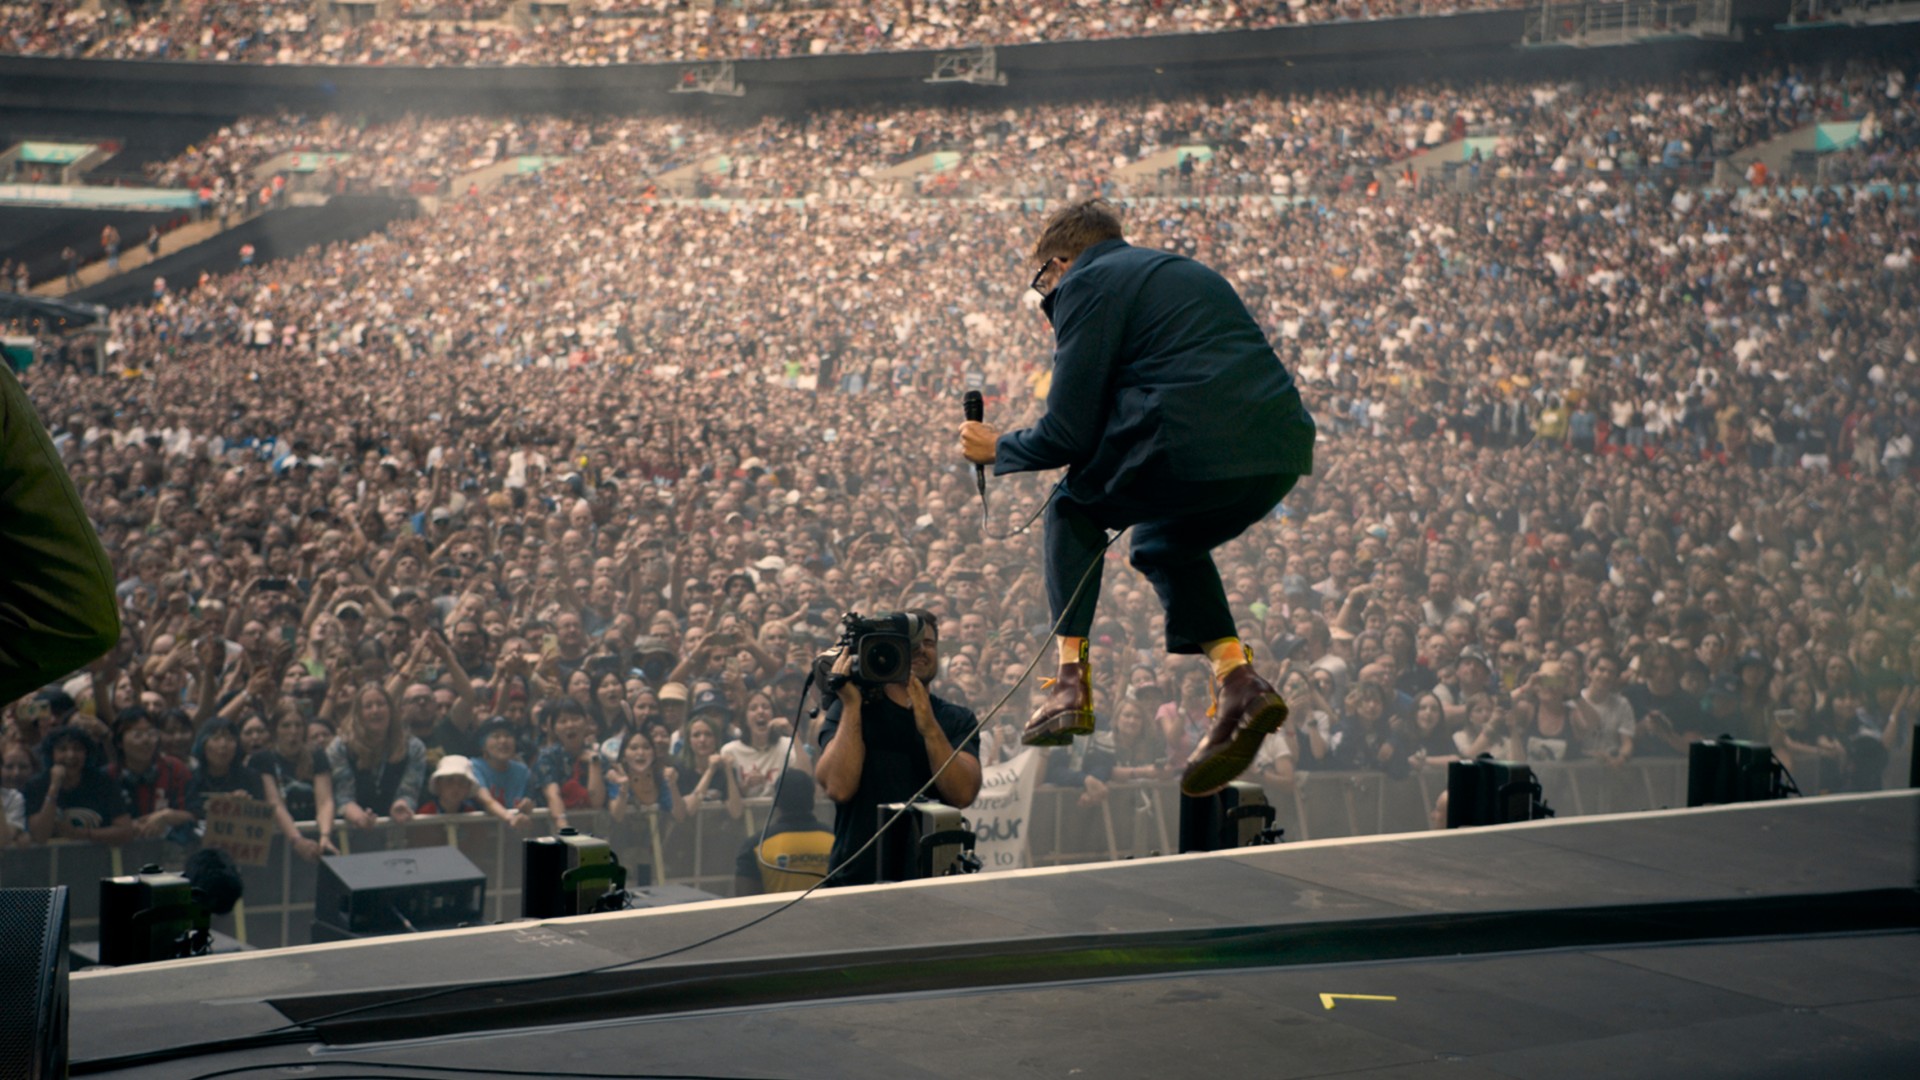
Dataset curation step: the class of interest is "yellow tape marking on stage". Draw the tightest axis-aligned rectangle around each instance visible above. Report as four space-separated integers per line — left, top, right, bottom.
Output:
1320 993 1398 1010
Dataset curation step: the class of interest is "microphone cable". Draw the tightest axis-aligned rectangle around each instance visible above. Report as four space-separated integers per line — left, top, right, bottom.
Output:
82 518 1126 1078
965 392 1059 541
980 475 1063 541
750 509 1116 884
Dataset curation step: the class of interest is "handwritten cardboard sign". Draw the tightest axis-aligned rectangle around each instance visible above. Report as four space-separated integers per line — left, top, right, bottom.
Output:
204 793 276 866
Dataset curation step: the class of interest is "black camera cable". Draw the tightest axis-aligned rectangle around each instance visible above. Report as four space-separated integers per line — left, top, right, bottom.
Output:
980 475 1063 541
87 513 1122 1079
749 517 1113 884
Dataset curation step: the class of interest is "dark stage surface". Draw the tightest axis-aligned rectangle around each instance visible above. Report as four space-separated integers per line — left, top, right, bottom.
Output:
70 792 1920 1079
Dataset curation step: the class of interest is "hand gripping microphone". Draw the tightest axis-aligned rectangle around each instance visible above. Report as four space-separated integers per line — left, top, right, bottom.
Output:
963 390 986 499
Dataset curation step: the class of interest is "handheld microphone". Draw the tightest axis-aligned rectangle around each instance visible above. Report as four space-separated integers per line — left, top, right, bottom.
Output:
963 390 986 498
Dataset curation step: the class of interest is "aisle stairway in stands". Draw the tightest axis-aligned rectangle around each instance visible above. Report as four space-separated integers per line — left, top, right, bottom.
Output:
30 214 235 298
54 195 416 308
1725 120 1875 184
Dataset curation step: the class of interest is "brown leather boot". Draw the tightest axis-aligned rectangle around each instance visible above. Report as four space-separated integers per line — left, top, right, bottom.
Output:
1021 659 1094 747
1180 665 1289 797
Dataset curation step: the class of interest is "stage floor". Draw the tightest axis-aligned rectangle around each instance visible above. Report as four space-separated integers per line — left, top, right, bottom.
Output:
71 791 1920 1079
126 930 1920 1080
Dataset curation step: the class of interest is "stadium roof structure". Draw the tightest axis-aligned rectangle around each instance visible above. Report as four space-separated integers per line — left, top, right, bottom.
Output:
0 290 107 332
0 4 1793 118
1522 0 1738 47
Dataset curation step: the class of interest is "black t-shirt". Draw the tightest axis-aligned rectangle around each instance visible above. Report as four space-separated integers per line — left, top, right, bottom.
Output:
23 768 131 831
356 757 407 812
1395 665 1438 698
426 717 482 763
1624 684 1707 757
1700 704 1766 746
817 689 980 887
1404 721 1459 759
1323 717 1395 773
186 764 267 818
248 749 316 820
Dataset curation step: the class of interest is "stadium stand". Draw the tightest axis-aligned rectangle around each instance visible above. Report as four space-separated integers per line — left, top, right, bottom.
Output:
2 12 1916 920
1 0 1539 68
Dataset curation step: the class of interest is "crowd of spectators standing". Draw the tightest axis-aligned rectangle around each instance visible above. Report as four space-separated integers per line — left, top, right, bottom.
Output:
2 1 1532 68
14 63 1916 263
137 111 603 198
5 62 1918 863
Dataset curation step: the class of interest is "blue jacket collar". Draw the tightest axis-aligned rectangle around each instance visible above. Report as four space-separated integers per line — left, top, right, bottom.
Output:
1040 237 1129 322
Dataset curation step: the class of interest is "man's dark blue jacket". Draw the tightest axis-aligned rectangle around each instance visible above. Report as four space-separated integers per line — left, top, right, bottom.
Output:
994 238 1316 503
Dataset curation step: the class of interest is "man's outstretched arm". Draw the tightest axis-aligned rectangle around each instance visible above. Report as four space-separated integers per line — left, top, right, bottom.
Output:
0 366 120 704
993 283 1122 475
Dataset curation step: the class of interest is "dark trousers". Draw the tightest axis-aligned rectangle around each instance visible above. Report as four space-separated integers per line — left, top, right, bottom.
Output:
1045 473 1297 655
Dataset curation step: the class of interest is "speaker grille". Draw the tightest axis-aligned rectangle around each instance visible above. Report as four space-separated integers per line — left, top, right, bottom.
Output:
0 889 56 1077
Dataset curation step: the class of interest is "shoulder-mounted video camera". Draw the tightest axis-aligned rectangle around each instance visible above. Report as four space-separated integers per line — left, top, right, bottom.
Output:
813 610 924 698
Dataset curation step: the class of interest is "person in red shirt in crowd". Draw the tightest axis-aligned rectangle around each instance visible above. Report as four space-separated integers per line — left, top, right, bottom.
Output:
109 707 194 841
536 698 606 833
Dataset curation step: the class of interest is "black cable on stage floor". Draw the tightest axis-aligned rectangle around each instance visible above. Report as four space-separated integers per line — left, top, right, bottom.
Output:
266 520 1121 1033
79 481 1117 1078
178 1062 789 1080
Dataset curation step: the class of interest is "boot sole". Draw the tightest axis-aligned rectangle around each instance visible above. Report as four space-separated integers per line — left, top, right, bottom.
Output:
1021 709 1095 747
1180 696 1289 798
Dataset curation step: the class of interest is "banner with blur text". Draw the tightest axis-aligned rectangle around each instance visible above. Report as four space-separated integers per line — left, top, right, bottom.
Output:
971 748 1042 872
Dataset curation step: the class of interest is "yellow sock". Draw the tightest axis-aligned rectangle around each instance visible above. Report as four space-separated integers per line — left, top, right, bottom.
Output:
1059 636 1088 667
1204 637 1248 681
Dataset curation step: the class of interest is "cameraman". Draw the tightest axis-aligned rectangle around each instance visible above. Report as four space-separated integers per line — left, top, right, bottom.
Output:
815 611 981 887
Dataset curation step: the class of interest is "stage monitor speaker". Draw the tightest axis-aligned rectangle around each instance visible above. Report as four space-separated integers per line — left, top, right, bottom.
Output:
314 846 485 939
71 928 250 970
1179 782 1280 853
523 828 626 919
1447 757 1549 828
310 919 370 943
0 887 69 1080
98 864 210 967
620 884 723 909
1688 737 1790 807
875 800 979 882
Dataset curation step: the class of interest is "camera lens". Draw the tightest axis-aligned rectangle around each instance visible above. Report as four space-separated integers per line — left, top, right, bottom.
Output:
863 640 906 682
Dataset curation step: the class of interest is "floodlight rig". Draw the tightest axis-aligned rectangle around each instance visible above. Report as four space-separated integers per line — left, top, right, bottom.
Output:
926 45 1007 86
671 61 745 97
1787 0 1920 25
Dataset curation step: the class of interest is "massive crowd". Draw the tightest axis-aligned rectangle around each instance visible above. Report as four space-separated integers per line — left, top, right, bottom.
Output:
1 1 1529 68
120 63 1920 203
138 111 604 198
13 62 1912 239
4 62 1918 867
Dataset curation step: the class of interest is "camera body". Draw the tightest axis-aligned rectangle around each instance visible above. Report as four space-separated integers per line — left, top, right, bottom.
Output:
814 610 923 697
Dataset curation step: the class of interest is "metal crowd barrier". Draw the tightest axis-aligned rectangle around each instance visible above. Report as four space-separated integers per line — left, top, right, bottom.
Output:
0 757 1759 950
